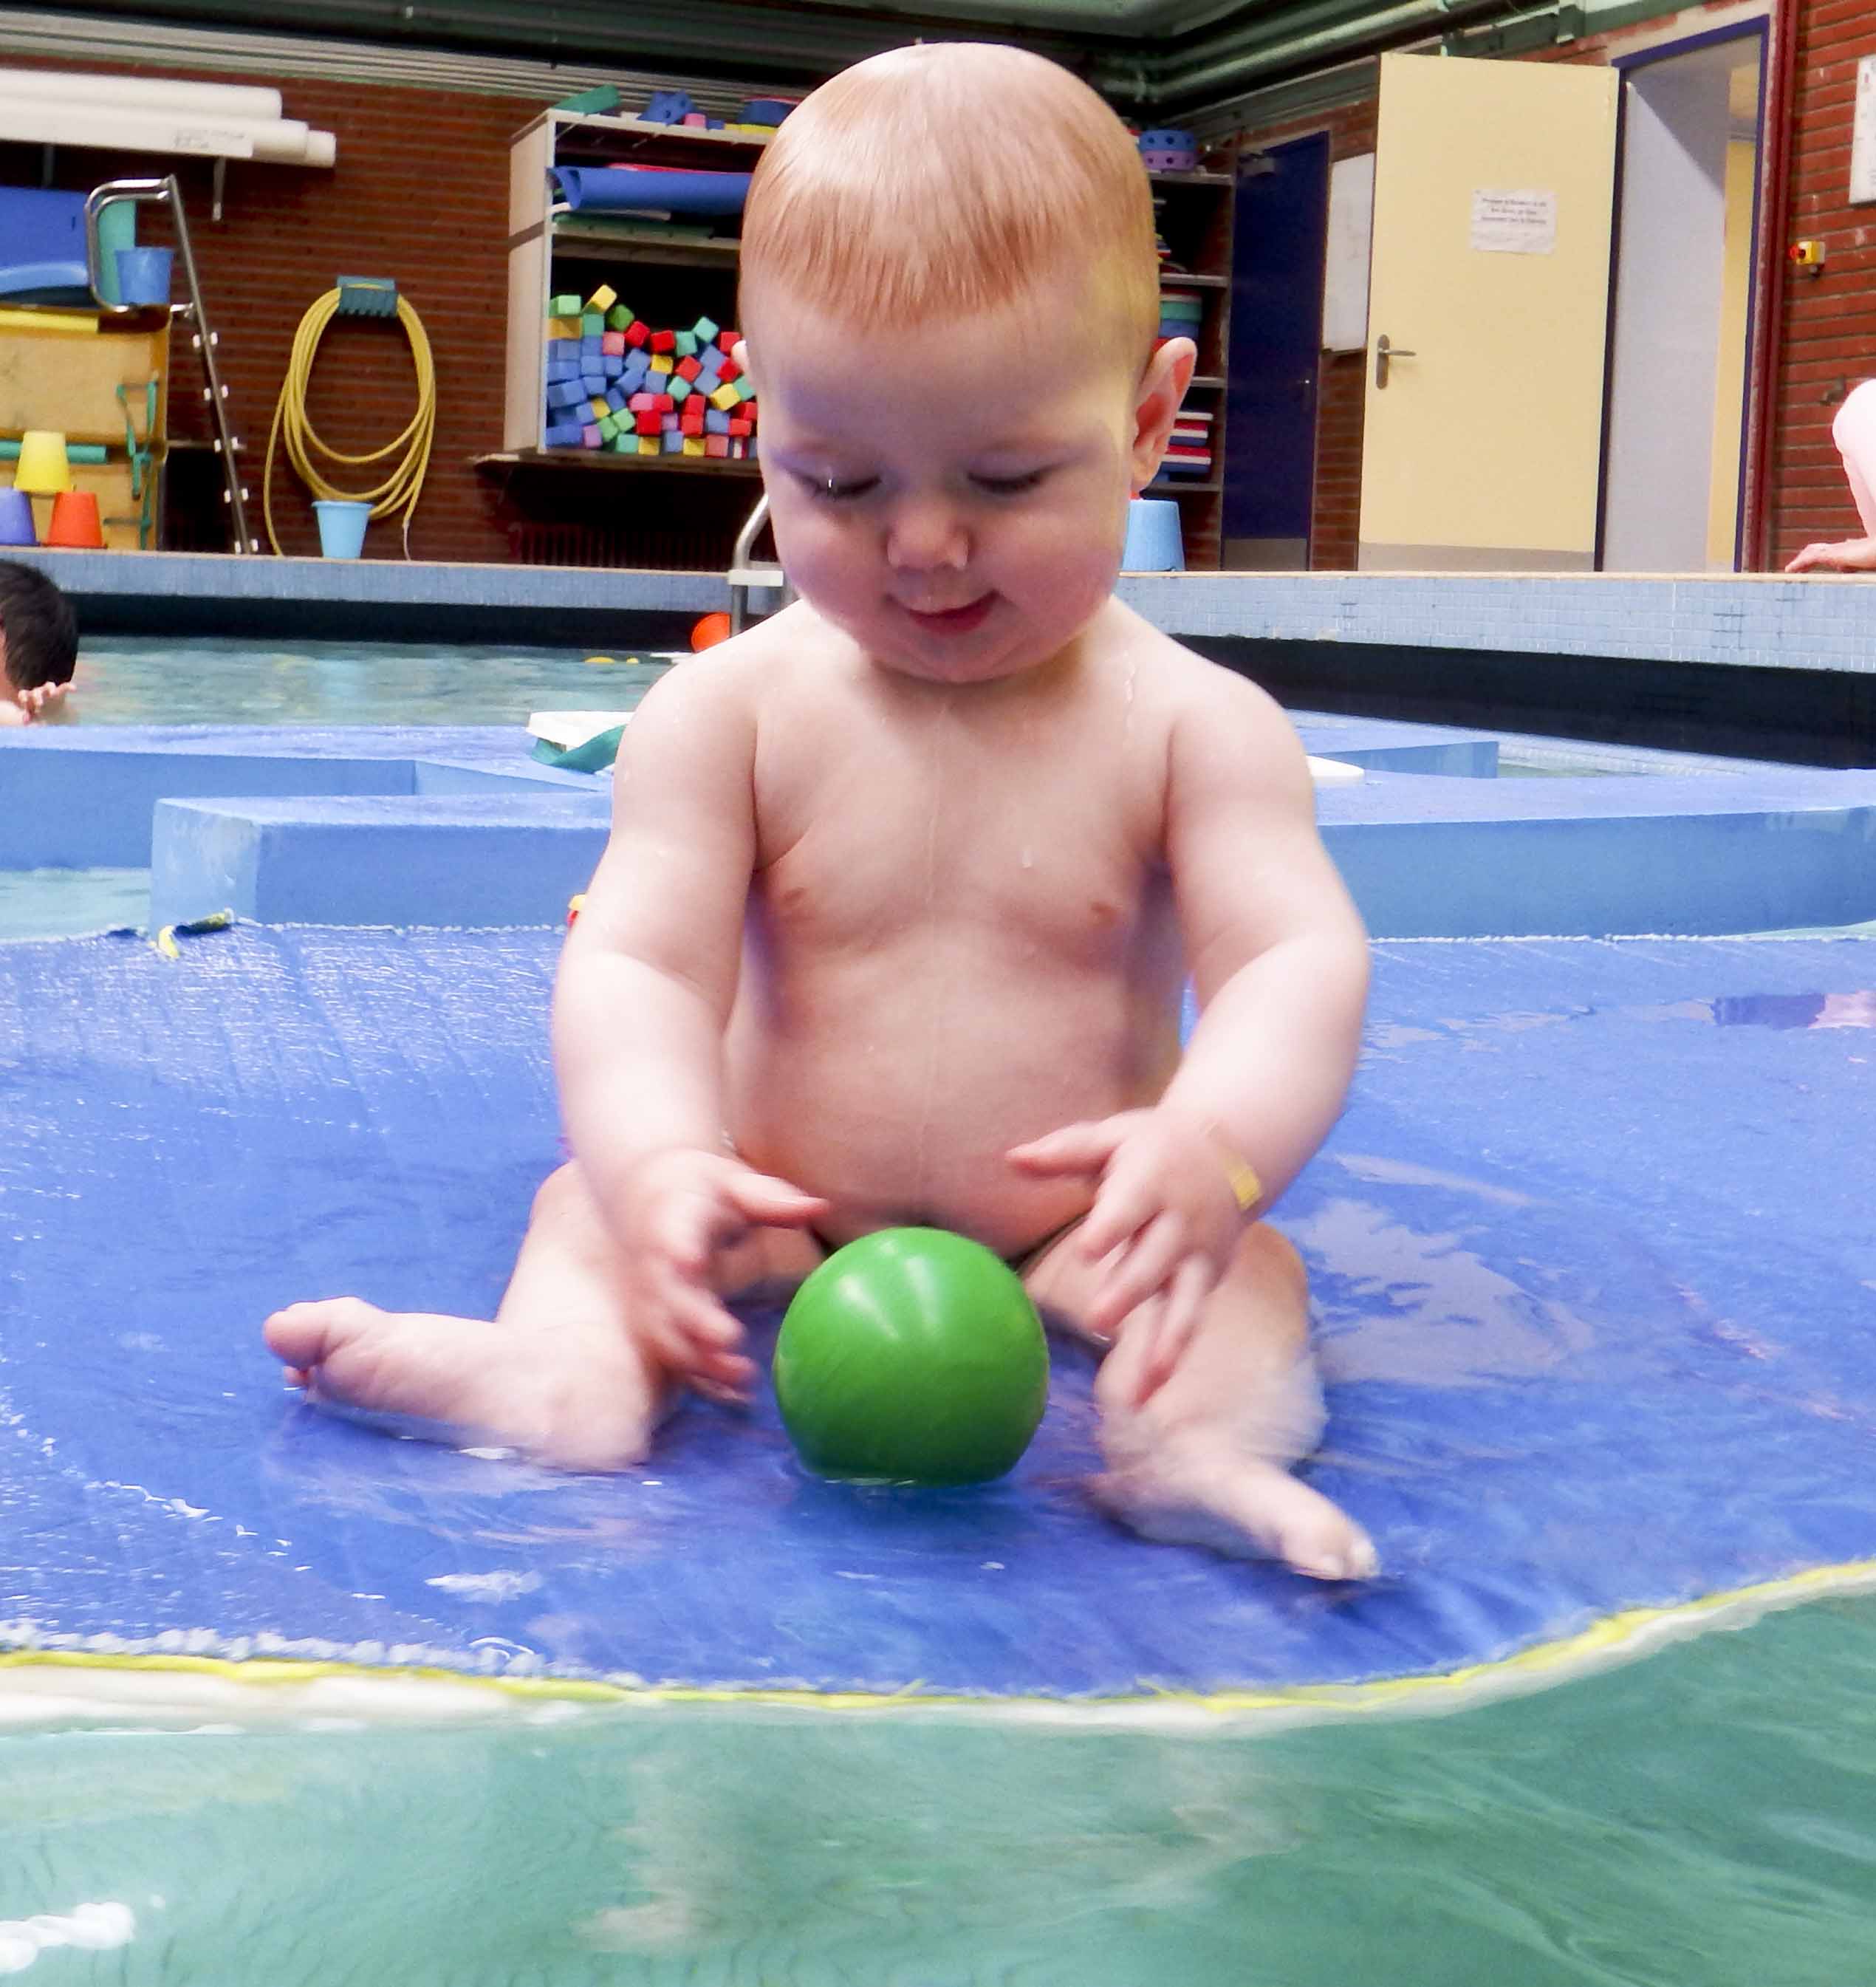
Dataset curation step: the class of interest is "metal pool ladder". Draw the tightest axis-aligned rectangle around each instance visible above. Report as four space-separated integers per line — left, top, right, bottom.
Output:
84 174 257 554
728 491 792 634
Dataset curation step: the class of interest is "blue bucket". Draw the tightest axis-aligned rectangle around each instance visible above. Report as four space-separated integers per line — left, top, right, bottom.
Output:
312 499 372 559
1121 497 1184 572
0 486 35 546
114 246 174 307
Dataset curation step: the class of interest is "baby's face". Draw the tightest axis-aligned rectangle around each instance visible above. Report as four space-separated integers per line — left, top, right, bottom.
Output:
747 271 1188 687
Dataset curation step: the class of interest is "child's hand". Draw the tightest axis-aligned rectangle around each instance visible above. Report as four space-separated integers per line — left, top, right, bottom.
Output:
1786 536 1876 572
1009 1107 1249 1401
619 1147 827 1397
11 681 68 723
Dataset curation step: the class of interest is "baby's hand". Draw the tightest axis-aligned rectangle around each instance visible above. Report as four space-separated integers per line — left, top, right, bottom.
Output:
1008 1107 1250 1403
620 1147 826 1398
1786 536 1876 573
13 681 69 723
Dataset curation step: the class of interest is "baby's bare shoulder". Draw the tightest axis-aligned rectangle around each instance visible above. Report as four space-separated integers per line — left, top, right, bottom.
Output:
1097 606 1300 757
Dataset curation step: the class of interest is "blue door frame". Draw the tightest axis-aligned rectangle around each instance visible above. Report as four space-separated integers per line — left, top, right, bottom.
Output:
1224 131 1330 565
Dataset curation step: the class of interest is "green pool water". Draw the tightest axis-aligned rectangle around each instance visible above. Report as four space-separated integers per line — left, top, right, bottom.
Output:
1 1597 1871 1984
70 636 676 729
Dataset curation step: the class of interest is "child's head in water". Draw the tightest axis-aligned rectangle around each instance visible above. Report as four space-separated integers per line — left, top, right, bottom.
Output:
0 560 77 723
738 44 1194 685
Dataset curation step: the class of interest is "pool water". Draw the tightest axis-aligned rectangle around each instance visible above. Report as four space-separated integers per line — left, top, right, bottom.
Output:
71 636 677 728
1 1595 1871 1983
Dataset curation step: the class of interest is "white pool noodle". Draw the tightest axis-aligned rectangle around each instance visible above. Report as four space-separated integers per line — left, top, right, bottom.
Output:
0 68 283 120
0 98 334 165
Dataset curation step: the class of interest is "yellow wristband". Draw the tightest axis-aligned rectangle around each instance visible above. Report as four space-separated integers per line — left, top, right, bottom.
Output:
1203 1124 1263 1214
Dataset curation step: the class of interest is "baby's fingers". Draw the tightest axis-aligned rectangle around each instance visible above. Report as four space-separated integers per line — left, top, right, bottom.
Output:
1138 1256 1212 1401
1008 1118 1129 1180
724 1169 829 1230
1086 1211 1185 1338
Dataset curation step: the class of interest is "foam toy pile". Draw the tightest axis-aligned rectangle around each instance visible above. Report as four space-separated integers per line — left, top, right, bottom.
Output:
1137 126 1199 174
635 86 796 134
541 283 758 459
1163 402 1213 479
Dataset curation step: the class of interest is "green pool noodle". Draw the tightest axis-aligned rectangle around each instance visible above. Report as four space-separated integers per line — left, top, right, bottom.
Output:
0 441 106 463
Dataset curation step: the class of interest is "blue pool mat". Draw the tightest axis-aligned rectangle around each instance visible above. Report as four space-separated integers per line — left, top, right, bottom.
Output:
0 926 1871 1700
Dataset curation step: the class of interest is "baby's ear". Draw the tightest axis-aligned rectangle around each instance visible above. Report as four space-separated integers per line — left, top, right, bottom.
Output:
731 338 753 387
1127 336 1197 496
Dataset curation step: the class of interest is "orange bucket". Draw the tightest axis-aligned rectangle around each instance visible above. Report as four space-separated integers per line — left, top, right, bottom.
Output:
43 490 105 549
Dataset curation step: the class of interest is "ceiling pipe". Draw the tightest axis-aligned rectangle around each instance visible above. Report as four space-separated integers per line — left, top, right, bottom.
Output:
1113 0 1530 106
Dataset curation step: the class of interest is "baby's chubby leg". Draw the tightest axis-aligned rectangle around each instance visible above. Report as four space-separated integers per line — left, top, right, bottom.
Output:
263 1161 820 1470
1026 1223 1377 1581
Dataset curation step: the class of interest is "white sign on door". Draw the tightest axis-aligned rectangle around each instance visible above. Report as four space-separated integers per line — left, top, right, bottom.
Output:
1469 188 1557 254
1852 55 1876 205
1322 152 1375 353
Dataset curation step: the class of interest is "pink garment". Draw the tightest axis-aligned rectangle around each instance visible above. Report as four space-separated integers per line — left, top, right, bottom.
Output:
1831 379 1876 536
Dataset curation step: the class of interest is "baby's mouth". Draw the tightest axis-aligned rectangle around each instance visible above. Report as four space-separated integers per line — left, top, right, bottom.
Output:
902 595 993 634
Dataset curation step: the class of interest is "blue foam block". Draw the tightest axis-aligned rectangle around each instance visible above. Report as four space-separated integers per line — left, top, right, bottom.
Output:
705 409 731 436
150 794 609 930
545 380 587 410
543 422 586 448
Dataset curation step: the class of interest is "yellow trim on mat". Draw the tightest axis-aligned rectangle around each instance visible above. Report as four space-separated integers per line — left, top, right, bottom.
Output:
4 1558 1875 1720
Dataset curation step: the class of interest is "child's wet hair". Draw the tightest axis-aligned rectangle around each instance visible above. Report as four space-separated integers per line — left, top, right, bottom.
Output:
0 561 77 691
740 44 1160 370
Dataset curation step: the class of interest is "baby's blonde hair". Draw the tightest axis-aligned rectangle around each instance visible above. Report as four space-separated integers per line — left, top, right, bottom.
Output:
740 44 1160 370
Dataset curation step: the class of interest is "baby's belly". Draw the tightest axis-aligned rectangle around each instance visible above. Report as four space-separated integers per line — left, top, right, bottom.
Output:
724 962 1180 1258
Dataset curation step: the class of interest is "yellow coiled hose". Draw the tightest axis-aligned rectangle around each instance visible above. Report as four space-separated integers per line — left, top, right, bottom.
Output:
264 287 437 556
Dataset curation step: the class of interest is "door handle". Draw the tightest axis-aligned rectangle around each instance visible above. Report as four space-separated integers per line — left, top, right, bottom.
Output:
1374 333 1417 390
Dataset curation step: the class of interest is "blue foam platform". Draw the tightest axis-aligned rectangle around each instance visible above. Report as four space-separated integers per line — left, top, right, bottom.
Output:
0 726 589 869
149 795 609 929
0 924 1870 1701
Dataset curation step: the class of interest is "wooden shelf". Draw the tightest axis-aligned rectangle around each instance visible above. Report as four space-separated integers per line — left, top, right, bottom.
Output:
511 218 743 269
1188 374 1225 390
546 109 773 151
1160 272 1227 290
1151 476 1222 495
1150 168 1234 188
476 448 760 478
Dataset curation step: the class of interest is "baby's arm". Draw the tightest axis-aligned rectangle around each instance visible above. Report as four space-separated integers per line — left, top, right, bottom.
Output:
1013 668 1366 1394
1160 670 1369 1200
552 660 824 1389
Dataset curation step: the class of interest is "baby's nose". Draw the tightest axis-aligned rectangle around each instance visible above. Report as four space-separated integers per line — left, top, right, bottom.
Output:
884 498 970 572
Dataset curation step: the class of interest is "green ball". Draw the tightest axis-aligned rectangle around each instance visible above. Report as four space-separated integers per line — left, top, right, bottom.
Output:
773 1227 1050 1485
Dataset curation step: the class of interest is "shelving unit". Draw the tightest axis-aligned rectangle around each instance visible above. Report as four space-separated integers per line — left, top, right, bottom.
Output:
1148 157 1237 572
494 112 1239 572
501 108 770 459
493 107 773 570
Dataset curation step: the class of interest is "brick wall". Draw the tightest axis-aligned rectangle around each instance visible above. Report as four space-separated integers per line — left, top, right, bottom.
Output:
1773 0 1875 564
1 59 538 563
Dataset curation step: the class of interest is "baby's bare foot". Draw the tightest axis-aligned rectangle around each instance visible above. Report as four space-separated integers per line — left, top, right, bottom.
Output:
263 1297 663 1471
1093 1451 1378 1581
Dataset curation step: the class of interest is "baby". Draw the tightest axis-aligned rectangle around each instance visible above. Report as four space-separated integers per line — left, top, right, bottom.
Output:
0 559 77 724
267 44 1377 1580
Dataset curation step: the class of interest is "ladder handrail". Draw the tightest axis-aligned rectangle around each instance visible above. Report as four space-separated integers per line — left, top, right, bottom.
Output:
83 174 255 554
728 490 790 635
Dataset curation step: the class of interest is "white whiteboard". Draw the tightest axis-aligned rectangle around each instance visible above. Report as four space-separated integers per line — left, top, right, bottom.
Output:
1322 152 1375 352
1853 54 1876 205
